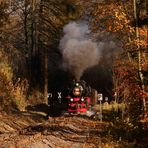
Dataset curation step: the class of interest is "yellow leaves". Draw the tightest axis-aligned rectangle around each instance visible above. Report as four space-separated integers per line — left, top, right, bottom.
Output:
12 79 29 111
0 49 28 111
133 39 148 48
87 1 147 51
114 8 130 27
117 14 126 21
128 26 135 33
90 2 132 33
0 64 13 82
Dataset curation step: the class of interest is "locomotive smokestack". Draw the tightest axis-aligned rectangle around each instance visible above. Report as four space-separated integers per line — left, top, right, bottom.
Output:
59 22 101 80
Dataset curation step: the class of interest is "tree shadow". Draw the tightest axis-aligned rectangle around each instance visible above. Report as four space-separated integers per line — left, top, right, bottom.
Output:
25 103 64 118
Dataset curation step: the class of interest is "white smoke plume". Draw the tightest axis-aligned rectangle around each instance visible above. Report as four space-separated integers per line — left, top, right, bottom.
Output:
59 22 103 80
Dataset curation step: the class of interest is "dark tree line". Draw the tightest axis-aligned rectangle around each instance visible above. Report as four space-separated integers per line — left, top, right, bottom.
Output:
0 0 80 108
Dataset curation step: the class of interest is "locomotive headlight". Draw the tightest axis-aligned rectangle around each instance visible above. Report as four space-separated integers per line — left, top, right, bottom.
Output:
76 83 79 86
81 98 84 101
70 98 73 102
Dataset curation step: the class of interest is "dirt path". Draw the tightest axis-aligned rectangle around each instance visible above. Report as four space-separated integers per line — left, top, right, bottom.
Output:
0 111 111 148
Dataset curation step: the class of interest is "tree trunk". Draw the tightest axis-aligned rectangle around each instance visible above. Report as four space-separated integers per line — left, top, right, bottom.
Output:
133 0 146 116
24 0 28 52
39 0 48 104
31 0 36 57
44 51 48 104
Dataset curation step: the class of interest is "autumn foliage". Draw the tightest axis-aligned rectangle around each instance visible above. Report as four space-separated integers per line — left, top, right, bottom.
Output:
89 0 147 120
113 59 145 121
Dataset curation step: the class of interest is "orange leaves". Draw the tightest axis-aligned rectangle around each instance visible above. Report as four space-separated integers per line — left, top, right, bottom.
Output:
88 1 147 119
90 2 131 34
111 7 132 33
138 27 148 48
139 27 147 36
113 59 143 101
138 40 147 48
114 10 127 22
141 54 148 71
133 39 148 48
90 1 146 55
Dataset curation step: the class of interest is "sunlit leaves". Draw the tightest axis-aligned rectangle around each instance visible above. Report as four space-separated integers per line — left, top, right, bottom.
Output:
90 2 134 35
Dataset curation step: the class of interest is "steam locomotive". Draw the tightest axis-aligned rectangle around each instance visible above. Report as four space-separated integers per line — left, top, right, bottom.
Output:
66 80 92 113
48 80 97 114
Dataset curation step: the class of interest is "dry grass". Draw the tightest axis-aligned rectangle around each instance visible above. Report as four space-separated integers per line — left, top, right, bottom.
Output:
92 101 125 112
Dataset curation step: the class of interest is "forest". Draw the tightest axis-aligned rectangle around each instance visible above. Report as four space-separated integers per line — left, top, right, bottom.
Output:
0 0 147 147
